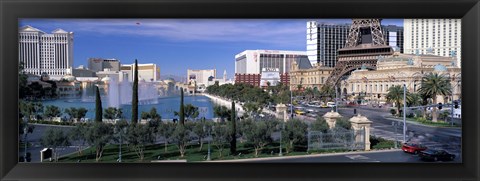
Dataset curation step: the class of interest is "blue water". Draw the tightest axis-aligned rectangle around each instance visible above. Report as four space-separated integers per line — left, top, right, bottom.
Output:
41 95 215 120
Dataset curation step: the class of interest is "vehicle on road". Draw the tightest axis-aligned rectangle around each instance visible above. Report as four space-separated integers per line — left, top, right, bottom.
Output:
306 113 318 118
401 142 427 154
327 102 336 108
320 104 328 108
419 149 456 162
306 108 317 113
294 109 306 115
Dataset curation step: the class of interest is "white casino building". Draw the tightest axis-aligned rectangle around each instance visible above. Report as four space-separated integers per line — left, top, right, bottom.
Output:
19 25 74 78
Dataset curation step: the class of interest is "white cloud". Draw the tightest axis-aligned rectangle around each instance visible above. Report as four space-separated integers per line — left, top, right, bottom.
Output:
27 19 307 46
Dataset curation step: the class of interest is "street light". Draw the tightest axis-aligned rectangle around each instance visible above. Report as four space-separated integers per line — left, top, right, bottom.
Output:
403 84 407 143
115 126 126 162
279 117 285 156
205 124 212 161
23 116 28 162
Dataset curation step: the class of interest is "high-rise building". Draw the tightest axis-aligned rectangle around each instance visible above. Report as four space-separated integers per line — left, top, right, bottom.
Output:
19 25 74 76
306 21 404 67
235 50 307 75
88 58 121 72
187 69 217 86
120 63 160 82
404 19 461 66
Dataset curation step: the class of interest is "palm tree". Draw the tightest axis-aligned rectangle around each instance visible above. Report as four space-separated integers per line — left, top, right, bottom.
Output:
305 87 314 101
406 92 423 107
320 85 335 103
418 72 452 122
386 85 405 116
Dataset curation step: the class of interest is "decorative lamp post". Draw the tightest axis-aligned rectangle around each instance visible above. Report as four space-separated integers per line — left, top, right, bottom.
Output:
205 125 212 161
115 126 126 162
403 84 407 143
23 116 28 162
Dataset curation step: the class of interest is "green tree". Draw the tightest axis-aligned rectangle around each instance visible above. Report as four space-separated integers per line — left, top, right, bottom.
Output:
320 85 335 103
179 88 185 125
211 123 229 158
311 117 329 133
242 119 274 157
126 124 155 161
335 118 352 130
19 62 29 99
282 119 308 153
175 104 199 121
19 101 43 121
192 118 208 151
386 85 405 117
41 128 70 161
104 107 123 120
243 102 261 118
69 124 88 156
418 72 452 122
65 107 88 122
132 59 139 124
213 105 231 122
149 107 161 122
230 101 237 154
95 86 102 122
158 122 176 153
85 122 113 162
406 92 423 107
44 105 61 121
171 123 192 157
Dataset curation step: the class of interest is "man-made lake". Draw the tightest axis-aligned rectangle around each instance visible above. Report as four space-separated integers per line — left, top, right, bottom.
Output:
41 95 215 120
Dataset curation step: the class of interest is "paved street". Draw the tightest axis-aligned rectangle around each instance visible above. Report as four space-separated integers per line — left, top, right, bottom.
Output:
293 104 462 160
19 124 79 163
244 149 460 163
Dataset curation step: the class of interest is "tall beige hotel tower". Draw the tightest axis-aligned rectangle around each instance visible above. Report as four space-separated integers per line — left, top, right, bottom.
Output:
19 25 74 77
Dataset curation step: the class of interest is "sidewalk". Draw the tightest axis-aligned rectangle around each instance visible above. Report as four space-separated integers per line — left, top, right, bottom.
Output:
205 149 401 162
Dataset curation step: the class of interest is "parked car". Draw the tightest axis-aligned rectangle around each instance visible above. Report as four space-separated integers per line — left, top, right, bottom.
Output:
401 142 427 154
419 149 456 162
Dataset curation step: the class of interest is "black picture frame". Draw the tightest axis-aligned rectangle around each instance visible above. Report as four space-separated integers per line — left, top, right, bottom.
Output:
1 0 479 180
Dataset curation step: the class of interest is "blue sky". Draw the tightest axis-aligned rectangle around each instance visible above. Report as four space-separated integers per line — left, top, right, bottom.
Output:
19 19 403 79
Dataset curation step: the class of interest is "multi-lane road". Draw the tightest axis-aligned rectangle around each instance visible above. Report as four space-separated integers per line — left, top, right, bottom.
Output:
292 104 462 160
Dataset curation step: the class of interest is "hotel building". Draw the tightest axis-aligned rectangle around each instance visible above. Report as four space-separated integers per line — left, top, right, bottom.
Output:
19 25 74 77
235 50 308 75
235 50 307 87
88 58 121 72
306 21 404 67
121 63 160 82
404 19 461 66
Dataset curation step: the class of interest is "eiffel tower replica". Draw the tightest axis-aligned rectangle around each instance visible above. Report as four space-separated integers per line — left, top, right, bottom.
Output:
324 19 394 88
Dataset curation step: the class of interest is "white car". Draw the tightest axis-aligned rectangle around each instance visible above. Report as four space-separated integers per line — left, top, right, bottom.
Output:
327 102 336 108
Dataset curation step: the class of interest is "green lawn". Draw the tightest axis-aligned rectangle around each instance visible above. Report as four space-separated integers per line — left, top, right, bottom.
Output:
387 116 460 128
58 139 396 163
59 142 309 162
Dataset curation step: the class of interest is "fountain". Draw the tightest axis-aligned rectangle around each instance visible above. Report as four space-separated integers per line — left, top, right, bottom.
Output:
80 82 95 102
105 75 159 108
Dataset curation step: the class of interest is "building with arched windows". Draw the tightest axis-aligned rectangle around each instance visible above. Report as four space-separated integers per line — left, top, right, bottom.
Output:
289 56 334 91
340 51 461 103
